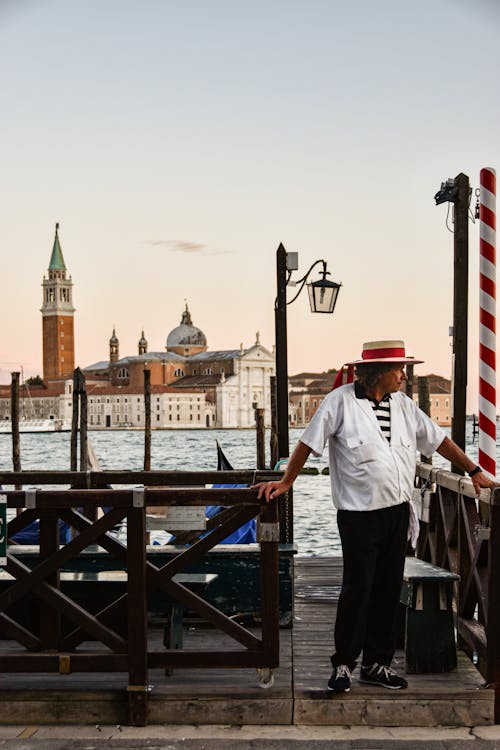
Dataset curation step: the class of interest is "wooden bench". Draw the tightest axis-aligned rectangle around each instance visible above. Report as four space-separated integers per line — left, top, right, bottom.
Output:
0 569 218 653
400 557 460 674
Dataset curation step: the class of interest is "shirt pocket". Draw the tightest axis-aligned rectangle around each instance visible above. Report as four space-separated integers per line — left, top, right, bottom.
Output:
398 435 416 453
346 437 379 463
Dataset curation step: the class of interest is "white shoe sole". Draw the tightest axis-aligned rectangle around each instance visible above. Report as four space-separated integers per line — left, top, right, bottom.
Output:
359 677 406 690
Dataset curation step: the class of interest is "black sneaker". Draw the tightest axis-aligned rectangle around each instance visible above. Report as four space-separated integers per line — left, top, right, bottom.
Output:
327 664 351 693
359 663 408 689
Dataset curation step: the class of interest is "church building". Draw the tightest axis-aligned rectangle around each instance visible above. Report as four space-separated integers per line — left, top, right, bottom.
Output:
84 306 275 429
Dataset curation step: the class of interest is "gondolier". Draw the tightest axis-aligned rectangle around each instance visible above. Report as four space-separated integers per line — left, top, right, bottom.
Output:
254 340 495 693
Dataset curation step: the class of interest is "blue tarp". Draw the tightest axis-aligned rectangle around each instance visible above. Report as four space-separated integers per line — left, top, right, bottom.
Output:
210 441 256 543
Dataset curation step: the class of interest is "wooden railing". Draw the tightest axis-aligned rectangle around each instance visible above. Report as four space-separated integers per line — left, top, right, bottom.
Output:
415 463 500 721
0 469 281 726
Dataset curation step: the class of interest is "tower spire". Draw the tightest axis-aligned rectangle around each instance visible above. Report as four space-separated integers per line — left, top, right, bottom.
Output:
49 222 66 272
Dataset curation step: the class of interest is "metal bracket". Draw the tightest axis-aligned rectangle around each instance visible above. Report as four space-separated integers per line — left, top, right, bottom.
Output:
415 583 424 611
25 489 37 509
59 655 71 674
257 520 279 542
475 525 491 542
133 487 145 508
421 490 432 524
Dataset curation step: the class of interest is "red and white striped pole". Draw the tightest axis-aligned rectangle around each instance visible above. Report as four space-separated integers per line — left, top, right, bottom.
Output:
479 167 497 479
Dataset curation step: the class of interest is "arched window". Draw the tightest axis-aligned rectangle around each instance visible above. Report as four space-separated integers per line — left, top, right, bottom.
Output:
174 368 185 377
117 368 129 379
203 368 213 375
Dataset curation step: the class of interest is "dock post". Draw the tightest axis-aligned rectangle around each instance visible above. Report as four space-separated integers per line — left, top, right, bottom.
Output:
10 372 21 477
451 172 470 471
79 370 88 474
144 368 151 472
126 504 148 726
405 363 414 399
269 375 278 469
417 376 432 465
255 407 266 470
70 368 80 471
487 487 500 722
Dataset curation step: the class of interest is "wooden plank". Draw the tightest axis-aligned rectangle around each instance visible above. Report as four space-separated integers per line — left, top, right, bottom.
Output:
0 555 495 727
292 556 495 727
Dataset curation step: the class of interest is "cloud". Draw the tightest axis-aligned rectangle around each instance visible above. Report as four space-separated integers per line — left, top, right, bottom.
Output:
143 240 229 255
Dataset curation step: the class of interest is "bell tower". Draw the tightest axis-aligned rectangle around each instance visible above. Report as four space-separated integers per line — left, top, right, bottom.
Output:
41 223 75 380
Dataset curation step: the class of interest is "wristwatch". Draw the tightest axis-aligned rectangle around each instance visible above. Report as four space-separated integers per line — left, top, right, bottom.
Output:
468 465 482 477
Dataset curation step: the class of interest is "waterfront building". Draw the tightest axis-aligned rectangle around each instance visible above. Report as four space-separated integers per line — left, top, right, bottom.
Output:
289 371 336 428
289 371 452 427
412 373 452 426
84 319 275 429
0 379 73 425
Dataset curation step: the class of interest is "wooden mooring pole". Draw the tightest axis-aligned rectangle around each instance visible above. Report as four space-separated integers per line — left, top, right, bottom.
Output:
11 372 22 501
70 369 81 471
10 372 21 475
144 369 151 471
451 172 469 472
269 375 278 469
487 487 500 723
418 376 432 464
405 364 414 400
79 372 88 474
255 407 266 470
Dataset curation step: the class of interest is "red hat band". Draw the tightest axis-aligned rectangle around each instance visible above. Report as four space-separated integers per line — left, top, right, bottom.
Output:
362 345 406 361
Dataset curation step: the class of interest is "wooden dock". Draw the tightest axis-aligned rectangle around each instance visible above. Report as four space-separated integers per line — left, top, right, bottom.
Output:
0 557 494 727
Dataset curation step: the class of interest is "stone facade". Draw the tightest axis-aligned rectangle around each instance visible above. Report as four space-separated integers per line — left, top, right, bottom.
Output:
86 385 215 430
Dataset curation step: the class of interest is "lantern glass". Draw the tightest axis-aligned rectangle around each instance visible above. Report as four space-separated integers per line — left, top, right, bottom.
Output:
307 278 341 314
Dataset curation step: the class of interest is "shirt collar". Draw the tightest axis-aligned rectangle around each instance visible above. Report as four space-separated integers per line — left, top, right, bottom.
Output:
354 380 391 406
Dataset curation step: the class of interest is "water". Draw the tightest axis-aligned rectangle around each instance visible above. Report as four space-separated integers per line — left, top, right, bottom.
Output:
0 423 485 556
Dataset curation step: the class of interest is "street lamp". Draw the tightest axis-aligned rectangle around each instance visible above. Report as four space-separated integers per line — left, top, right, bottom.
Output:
433 172 470 467
274 243 342 463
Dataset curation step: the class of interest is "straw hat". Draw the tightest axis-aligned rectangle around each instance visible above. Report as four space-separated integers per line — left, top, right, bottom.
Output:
348 340 423 366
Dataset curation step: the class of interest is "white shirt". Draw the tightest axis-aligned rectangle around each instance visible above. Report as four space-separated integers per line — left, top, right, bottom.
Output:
300 383 446 511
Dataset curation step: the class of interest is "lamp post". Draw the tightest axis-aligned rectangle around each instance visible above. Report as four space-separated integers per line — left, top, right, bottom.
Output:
274 243 342 462
434 173 469 469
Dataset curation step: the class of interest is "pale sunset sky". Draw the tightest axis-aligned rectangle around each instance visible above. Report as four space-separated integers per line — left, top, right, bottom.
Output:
1 0 499 412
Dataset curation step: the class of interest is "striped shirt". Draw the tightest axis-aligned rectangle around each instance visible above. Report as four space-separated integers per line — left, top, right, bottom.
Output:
355 381 392 442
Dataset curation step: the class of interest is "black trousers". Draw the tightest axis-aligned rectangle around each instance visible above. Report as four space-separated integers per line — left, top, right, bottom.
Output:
331 502 409 671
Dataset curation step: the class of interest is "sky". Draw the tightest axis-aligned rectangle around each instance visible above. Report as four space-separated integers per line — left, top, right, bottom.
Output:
1 0 499 412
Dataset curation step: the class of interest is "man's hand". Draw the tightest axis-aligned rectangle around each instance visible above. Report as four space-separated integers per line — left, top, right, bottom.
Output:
470 470 496 497
252 441 313 502
436 436 498 497
252 480 291 503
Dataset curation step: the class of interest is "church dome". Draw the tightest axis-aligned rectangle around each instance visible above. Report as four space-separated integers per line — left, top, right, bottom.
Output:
166 304 207 351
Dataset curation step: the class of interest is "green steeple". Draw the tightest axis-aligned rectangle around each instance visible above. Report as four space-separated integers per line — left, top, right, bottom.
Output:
49 222 66 270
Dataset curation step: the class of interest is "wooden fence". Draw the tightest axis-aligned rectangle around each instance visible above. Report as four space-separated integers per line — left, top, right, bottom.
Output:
415 462 500 721
0 469 281 726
